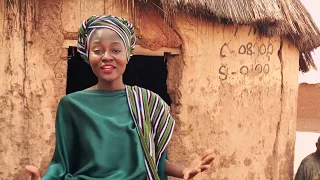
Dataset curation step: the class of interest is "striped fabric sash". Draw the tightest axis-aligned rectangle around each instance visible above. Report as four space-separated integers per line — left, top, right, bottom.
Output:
125 85 175 180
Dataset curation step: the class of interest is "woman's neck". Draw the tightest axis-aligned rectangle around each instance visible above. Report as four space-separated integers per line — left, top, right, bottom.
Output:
96 80 125 91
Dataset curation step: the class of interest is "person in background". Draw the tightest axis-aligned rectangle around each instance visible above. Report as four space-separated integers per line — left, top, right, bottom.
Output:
295 136 320 180
24 15 215 180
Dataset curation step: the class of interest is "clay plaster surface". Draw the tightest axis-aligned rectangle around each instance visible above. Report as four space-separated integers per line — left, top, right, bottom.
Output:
167 14 299 180
0 1 299 179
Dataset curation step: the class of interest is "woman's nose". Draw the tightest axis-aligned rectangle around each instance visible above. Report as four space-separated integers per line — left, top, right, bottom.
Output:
102 52 113 61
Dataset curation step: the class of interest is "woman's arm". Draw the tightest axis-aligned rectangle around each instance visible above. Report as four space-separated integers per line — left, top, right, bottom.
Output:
147 92 215 179
25 166 41 180
165 149 215 180
26 97 75 180
165 160 184 178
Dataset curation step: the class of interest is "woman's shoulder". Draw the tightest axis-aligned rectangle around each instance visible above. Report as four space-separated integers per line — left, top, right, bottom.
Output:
58 90 88 105
61 86 96 101
126 85 167 106
126 85 159 97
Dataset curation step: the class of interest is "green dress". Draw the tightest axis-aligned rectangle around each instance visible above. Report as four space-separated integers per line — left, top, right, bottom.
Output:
42 89 168 180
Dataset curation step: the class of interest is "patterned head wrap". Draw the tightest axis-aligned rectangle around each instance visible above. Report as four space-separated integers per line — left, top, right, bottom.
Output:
77 15 136 63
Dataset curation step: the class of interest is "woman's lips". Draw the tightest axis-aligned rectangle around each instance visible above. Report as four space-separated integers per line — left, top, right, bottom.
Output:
101 65 116 74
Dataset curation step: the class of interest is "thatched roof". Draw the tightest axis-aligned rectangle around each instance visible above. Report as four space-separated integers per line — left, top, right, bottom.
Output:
145 0 320 72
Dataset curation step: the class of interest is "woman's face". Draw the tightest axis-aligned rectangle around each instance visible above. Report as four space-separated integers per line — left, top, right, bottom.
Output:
88 28 127 84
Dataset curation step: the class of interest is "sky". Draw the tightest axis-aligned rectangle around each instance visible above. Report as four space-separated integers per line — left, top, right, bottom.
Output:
299 0 320 84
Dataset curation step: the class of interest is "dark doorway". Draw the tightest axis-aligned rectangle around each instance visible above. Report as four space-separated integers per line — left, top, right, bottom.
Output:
66 47 172 105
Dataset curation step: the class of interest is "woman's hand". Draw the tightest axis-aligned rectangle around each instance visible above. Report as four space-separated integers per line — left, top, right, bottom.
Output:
25 165 41 180
182 149 215 180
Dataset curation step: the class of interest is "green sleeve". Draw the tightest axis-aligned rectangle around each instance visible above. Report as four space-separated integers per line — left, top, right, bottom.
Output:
158 149 168 180
42 97 75 180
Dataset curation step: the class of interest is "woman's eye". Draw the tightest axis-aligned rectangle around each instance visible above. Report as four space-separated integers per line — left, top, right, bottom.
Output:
112 49 121 53
93 50 103 54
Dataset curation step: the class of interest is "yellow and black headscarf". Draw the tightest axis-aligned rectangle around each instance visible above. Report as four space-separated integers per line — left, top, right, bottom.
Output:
77 15 136 63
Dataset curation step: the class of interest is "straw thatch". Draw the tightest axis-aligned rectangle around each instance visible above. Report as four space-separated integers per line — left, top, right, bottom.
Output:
144 0 320 72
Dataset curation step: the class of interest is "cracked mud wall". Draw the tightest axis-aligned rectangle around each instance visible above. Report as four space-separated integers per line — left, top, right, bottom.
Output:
0 0 65 179
274 38 299 180
60 1 181 49
0 1 298 179
0 0 181 179
167 14 299 180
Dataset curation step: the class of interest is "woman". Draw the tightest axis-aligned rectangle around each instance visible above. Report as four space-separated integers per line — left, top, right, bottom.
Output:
25 15 214 180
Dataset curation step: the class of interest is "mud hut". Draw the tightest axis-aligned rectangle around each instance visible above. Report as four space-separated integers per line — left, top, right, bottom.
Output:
297 83 320 132
1 0 320 179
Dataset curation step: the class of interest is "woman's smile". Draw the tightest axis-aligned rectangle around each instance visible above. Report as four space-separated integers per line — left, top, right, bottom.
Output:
101 63 116 74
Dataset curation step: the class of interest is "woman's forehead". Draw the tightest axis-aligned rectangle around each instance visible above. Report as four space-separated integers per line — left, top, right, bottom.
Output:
90 28 123 43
